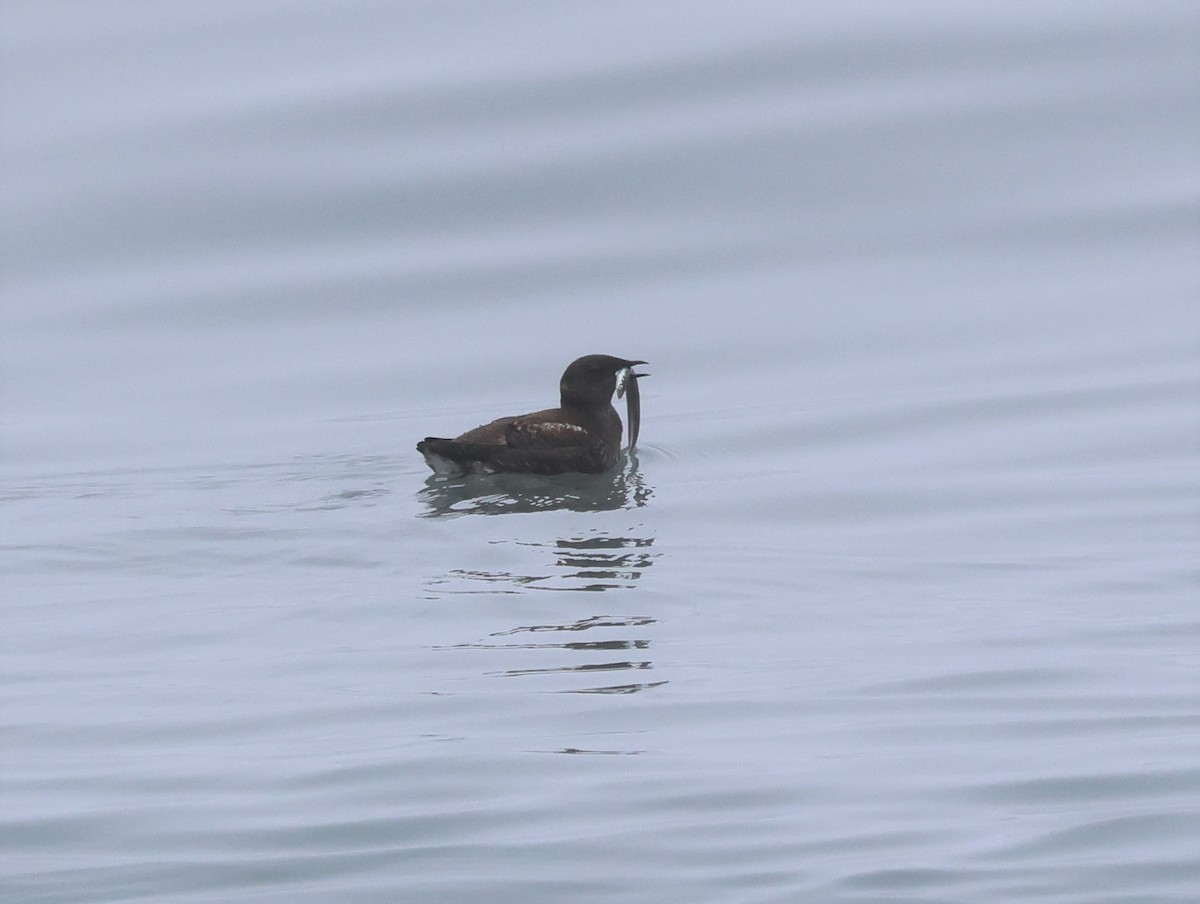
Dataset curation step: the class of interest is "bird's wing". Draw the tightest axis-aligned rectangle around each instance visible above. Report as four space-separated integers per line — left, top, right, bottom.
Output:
417 437 606 475
453 416 518 444
505 420 591 449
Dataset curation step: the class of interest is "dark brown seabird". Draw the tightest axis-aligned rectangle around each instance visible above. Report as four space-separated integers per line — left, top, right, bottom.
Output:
418 354 648 476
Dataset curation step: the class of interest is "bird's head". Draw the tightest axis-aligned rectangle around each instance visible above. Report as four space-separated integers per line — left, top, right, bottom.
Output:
559 355 648 407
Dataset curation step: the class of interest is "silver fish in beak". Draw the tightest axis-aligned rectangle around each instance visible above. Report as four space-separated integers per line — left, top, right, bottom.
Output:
616 364 649 450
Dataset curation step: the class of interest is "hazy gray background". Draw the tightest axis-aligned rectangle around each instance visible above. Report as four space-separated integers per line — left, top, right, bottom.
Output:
3 2 1198 902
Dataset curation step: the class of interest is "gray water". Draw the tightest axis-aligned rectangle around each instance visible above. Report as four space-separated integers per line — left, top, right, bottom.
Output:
3 2 1199 902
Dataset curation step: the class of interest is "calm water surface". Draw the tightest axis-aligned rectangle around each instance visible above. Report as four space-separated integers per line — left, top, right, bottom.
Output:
3 2 1199 902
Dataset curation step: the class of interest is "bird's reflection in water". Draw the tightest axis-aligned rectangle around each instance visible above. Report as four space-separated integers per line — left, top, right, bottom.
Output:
444 614 667 696
418 452 651 517
429 537 661 694
420 454 662 700
442 534 656 594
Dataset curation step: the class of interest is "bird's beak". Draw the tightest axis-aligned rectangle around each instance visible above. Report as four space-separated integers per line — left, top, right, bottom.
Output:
616 364 649 450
